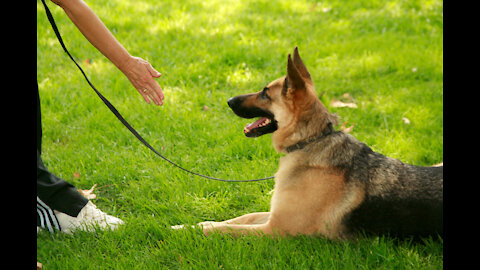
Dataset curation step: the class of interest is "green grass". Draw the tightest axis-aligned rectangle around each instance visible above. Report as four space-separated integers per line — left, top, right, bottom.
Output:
37 0 443 268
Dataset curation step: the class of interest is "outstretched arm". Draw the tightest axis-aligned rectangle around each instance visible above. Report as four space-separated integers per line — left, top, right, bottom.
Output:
51 0 164 105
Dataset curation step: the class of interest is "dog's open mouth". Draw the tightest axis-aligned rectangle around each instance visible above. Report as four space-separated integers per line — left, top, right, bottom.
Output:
243 117 277 137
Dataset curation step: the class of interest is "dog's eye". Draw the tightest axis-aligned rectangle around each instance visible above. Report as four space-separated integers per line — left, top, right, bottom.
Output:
261 87 271 100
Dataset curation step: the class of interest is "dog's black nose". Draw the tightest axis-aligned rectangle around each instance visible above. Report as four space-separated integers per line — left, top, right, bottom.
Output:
227 97 235 109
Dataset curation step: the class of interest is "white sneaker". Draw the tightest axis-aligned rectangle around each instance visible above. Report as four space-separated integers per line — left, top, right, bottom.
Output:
54 201 124 233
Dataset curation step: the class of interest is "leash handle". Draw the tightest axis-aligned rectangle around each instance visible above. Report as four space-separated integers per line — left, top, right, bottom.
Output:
40 0 274 182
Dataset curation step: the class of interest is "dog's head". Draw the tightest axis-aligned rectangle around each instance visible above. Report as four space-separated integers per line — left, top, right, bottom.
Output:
228 47 337 152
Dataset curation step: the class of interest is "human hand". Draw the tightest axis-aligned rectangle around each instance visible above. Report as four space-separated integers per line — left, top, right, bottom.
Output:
119 56 164 105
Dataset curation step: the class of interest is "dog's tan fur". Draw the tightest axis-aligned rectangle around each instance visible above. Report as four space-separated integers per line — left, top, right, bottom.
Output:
172 47 443 240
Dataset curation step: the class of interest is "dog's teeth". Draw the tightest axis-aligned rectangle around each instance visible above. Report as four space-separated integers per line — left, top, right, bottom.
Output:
260 119 270 127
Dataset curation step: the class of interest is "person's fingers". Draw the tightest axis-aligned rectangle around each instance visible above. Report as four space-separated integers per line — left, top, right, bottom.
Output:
146 62 162 78
148 80 164 105
141 62 163 105
137 87 151 104
141 92 151 104
142 84 162 106
124 57 164 106
148 91 161 106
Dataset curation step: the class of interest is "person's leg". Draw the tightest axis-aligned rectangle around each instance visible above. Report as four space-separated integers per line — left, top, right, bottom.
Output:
36 83 88 218
37 84 123 233
37 83 42 155
37 150 89 217
37 196 61 233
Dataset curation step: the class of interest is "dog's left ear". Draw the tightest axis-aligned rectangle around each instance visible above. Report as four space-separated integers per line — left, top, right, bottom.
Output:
292 47 312 83
286 53 306 91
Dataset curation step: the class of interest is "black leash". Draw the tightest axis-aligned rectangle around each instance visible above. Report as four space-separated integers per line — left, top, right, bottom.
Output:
40 0 274 182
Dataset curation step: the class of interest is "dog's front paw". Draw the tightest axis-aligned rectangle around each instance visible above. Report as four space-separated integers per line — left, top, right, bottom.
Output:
170 225 195 230
171 221 219 231
196 221 221 229
197 221 218 227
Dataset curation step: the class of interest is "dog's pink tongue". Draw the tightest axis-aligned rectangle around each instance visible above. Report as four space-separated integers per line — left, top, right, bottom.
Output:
244 117 268 133
248 117 268 129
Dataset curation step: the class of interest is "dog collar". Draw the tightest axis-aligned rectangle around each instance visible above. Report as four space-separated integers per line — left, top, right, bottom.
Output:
285 123 334 153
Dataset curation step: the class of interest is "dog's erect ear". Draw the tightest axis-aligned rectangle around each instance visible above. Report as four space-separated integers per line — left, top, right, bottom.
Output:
287 53 305 91
292 47 312 82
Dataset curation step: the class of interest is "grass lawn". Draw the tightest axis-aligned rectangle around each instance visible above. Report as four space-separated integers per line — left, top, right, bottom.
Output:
37 0 443 268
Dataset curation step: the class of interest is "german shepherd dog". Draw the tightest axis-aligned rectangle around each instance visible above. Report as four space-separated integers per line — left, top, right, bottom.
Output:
174 47 443 240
